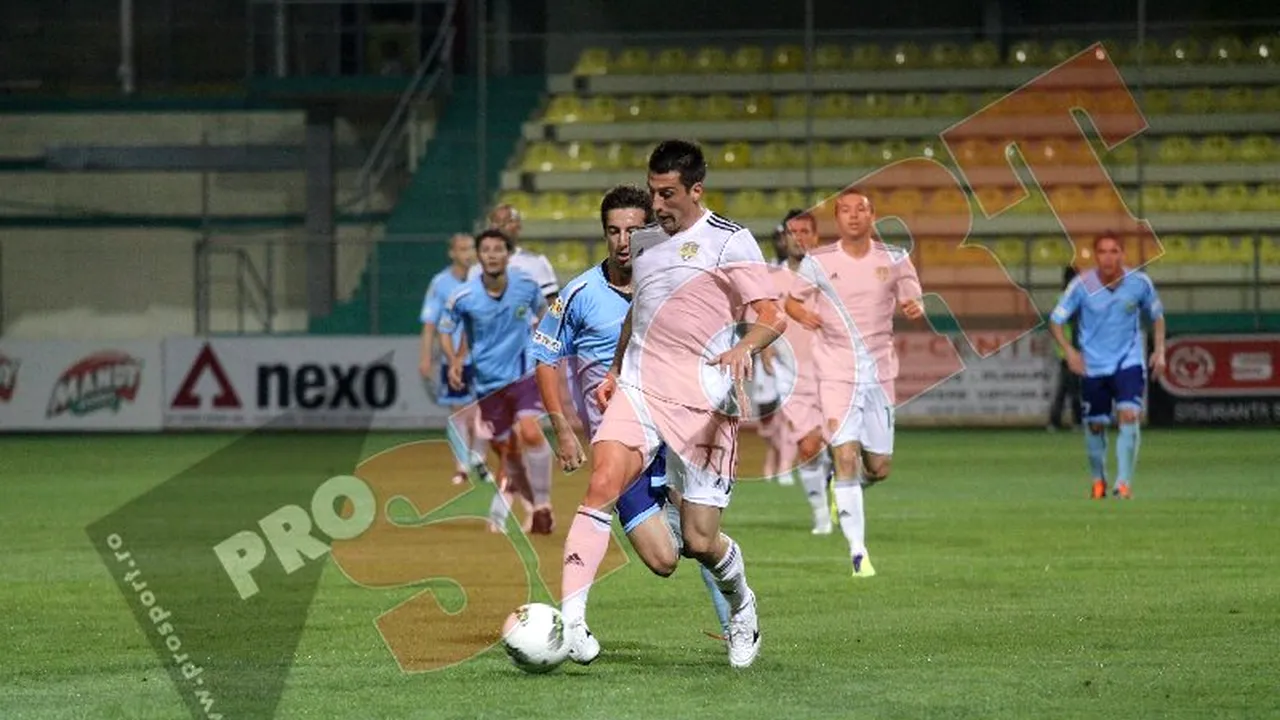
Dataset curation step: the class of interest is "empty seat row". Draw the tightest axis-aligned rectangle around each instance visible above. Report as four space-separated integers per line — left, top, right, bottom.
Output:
572 36 1279 75
519 135 1278 172
499 183 1280 223
542 86 1280 124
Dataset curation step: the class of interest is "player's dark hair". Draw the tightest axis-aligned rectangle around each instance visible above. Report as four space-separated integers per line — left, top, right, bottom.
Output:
599 184 653 230
648 140 707 189
783 207 817 231
837 186 873 211
1093 231 1124 252
475 228 513 252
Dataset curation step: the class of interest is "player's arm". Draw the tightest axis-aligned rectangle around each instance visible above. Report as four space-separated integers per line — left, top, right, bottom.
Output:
438 294 467 390
595 306 633 410
418 283 441 378
895 253 926 320
712 231 788 382
784 257 823 330
531 290 586 470
1143 275 1167 375
1049 280 1084 375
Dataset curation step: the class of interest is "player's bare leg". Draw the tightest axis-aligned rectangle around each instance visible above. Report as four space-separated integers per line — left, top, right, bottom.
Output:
681 499 760 668
862 451 892 486
560 439 645 664
514 414 556 533
1086 420 1109 499
1113 408 1140 499
831 436 874 577
489 437 534 533
796 430 832 534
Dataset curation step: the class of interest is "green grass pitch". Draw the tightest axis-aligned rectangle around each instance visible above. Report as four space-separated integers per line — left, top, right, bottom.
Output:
2 428 1278 719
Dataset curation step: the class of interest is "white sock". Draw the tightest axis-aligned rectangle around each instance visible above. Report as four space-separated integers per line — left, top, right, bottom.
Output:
798 454 831 524
706 536 752 614
488 490 510 528
833 475 866 558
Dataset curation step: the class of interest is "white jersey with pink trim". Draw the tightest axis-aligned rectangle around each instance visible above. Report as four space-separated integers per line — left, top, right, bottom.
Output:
619 209 775 412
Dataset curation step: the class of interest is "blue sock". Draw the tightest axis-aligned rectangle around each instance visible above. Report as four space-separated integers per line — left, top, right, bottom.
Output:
1085 427 1108 480
1116 422 1140 487
700 564 731 634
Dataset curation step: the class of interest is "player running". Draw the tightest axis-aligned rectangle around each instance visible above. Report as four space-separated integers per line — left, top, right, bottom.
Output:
440 229 557 534
785 187 925 578
557 140 786 669
1049 232 1165 499
418 233 493 485
473 203 561 305
531 183 732 640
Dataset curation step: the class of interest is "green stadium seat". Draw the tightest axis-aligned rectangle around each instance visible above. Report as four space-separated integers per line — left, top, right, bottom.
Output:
691 47 728 74
730 45 765 74
1249 184 1280 211
653 48 689 74
1047 39 1083 64
662 95 697 121
899 93 931 118
612 48 651 74
934 92 971 116
850 92 891 118
1196 135 1235 164
1236 135 1276 163
1207 183 1252 212
573 48 609 76
1178 87 1216 114
716 142 752 170
848 44 884 70
1258 87 1280 112
967 41 1001 68
742 93 774 119
1166 38 1204 64
1008 41 1044 66
814 45 845 72
619 95 659 121
929 42 964 69
888 42 925 68
697 94 736 120
1247 35 1277 63
1170 184 1211 212
521 142 563 172
1141 88 1174 115
756 141 802 169
1219 86 1256 113
771 45 805 73
564 142 598 171
779 93 811 119
1207 35 1246 63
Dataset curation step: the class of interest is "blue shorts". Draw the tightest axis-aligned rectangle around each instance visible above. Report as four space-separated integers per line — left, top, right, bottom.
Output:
616 445 669 534
1081 364 1146 422
435 363 476 406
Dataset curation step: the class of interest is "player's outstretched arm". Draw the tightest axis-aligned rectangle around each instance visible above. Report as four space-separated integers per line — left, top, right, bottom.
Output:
709 298 786 383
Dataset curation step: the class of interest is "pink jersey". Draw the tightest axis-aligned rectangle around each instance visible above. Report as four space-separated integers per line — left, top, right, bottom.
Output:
766 264 818 397
789 239 922 387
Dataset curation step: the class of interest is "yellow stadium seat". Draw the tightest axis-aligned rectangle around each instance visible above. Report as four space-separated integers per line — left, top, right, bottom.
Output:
573 48 609 76
848 44 883 69
899 93 931 118
974 186 1013 214
1048 185 1089 214
1158 235 1195 263
1154 136 1195 164
1024 137 1072 166
1258 87 1280 112
814 140 871 167
1197 135 1234 164
618 95 659 121
1008 189 1049 216
742 93 774 119
1170 184 1211 212
967 41 1001 68
1262 236 1280 265
730 45 765 73
810 189 838 208
691 47 728 74
870 139 912 164
1247 35 1277 63
992 237 1029 266
580 96 617 123
697 94 736 121
564 142 598 171
653 48 689 74
1166 38 1203 64
815 93 855 119
1196 235 1249 264
1084 185 1129 213
1032 236 1073 266
1237 135 1276 163
1178 87 1216 114
775 189 808 213
929 42 964 69
567 193 597 220
879 188 926 217
779 93 810 119
1099 39 1127 65
1008 41 1044 66
599 142 635 171
662 95 697 121
952 138 1002 167
611 48 651 74
520 142 563 172
552 241 591 275
1207 183 1252 212
1142 88 1174 114
628 143 652 169
888 43 925 68
1103 139 1138 166
1047 39 1084 63
850 92 891 118
1127 39 1164 65
701 190 727 213
814 45 845 72
771 44 805 72
1207 35 1246 63
529 192 572 221
496 190 532 211
1249 184 1280 211
727 189 768 218
1139 185 1171 213
1219 86 1255 112
926 186 969 215
918 138 951 164
543 95 582 123
716 142 752 170
756 141 802 169
934 92 971 116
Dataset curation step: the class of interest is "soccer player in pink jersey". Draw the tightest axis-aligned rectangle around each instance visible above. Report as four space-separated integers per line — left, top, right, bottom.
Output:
558 140 786 669
786 187 925 577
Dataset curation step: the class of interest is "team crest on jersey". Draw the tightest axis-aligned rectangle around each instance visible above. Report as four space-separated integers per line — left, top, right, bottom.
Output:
875 266 890 282
548 296 565 318
679 242 699 261
516 306 528 319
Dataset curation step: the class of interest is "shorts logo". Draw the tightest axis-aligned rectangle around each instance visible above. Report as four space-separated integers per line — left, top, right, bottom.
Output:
1169 345 1214 388
875 266 890 282
679 242 699 261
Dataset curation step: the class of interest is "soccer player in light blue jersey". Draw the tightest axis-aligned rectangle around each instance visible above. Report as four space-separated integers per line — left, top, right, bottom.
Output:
529 184 732 646
419 233 492 485
440 229 557 534
1050 233 1167 499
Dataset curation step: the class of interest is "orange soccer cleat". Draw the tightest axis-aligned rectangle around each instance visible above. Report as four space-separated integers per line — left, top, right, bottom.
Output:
1112 484 1132 500
1091 479 1107 499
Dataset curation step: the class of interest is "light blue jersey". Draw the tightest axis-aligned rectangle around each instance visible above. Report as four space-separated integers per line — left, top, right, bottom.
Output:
439 271 546 396
421 266 471 364
530 261 631 432
1050 268 1163 377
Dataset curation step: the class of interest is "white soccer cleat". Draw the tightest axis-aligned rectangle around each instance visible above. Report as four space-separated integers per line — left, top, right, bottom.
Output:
565 619 600 665
726 591 761 668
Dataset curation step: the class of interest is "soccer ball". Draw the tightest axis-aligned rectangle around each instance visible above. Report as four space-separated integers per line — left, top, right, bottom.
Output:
500 603 570 673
